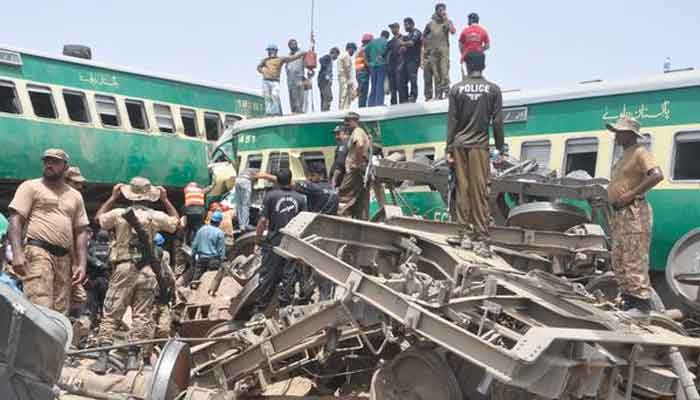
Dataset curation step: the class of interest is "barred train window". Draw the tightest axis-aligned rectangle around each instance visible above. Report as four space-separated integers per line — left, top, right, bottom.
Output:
673 131 700 180
0 80 21 114
95 95 120 127
125 99 148 130
267 152 290 175
564 137 598 177
301 152 327 178
63 90 90 123
27 85 57 119
520 140 551 168
180 108 198 137
154 104 174 134
204 112 222 141
246 154 263 170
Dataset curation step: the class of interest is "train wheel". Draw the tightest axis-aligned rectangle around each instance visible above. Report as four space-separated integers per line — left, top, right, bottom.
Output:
370 346 462 400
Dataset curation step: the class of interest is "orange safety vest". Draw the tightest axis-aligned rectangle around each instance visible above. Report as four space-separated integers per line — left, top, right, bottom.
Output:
184 184 205 207
355 49 367 72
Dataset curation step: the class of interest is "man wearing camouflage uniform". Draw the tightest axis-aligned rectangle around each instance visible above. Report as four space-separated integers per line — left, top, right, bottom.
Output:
90 177 179 374
607 116 663 314
338 112 371 220
422 3 456 101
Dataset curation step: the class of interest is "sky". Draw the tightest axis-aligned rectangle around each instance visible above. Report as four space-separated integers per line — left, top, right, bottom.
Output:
3 1 699 114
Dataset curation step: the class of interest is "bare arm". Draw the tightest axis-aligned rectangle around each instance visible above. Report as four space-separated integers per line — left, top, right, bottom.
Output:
448 19 456 34
492 90 505 152
72 226 89 285
257 59 266 74
256 172 278 183
96 184 123 221
255 216 268 246
7 213 26 274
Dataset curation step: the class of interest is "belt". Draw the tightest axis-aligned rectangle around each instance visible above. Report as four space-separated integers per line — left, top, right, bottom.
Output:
26 238 69 257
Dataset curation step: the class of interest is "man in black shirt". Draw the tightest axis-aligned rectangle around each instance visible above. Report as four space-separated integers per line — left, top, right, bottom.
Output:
295 163 339 215
318 47 340 111
399 17 422 103
253 169 308 315
330 125 350 188
385 23 403 105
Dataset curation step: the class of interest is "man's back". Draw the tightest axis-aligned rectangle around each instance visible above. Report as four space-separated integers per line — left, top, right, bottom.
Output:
295 181 338 215
192 224 225 258
365 38 388 67
98 206 177 261
459 24 489 58
262 188 307 245
447 76 502 149
318 54 333 83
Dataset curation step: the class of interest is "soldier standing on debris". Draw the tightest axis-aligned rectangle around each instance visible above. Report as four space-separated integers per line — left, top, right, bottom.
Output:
7 149 89 315
446 51 503 250
257 44 306 116
338 112 371 220
423 3 456 101
253 169 308 316
606 116 663 314
90 177 178 374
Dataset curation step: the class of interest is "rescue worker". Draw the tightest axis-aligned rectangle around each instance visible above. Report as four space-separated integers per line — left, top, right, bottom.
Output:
257 44 306 116
330 125 350 188
338 42 358 110
228 166 258 230
90 177 179 374
446 51 503 252
606 116 663 314
7 149 89 315
318 47 340 111
189 210 226 288
183 182 206 244
253 169 307 316
338 112 371 220
153 233 175 338
423 3 456 101
356 34 373 108
286 39 309 114
86 230 110 328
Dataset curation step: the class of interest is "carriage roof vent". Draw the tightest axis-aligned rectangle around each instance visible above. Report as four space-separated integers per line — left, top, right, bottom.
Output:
62 45 92 60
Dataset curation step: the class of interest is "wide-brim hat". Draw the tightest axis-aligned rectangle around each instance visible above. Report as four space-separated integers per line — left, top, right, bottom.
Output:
65 166 86 183
121 176 160 202
606 115 643 138
42 148 69 162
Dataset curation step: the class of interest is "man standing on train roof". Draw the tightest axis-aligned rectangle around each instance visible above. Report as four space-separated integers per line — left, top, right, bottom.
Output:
338 112 371 220
386 22 404 105
257 44 306 116
318 47 340 112
7 149 89 315
253 168 307 317
286 39 309 114
446 51 503 255
399 17 422 103
365 30 390 107
338 42 358 110
423 3 456 101
90 177 179 374
330 125 350 188
355 33 373 108
459 13 490 62
606 116 664 314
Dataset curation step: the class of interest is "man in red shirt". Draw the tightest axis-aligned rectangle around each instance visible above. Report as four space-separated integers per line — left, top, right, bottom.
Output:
459 13 490 61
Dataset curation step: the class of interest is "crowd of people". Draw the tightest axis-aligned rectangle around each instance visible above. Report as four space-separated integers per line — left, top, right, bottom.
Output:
257 3 490 115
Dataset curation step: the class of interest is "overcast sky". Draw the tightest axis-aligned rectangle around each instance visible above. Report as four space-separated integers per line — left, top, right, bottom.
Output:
3 1 699 113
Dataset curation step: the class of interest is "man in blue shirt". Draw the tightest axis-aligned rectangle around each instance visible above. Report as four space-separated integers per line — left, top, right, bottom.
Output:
190 210 226 287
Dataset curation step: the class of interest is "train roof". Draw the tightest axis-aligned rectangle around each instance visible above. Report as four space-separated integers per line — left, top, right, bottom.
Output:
218 68 700 146
1 44 261 97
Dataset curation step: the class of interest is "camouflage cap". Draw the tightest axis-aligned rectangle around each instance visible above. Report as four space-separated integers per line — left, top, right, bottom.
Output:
120 176 160 202
42 148 69 162
65 166 87 183
343 111 361 121
606 115 643 138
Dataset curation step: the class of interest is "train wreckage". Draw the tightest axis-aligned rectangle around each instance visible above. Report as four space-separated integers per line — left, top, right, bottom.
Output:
4 159 700 400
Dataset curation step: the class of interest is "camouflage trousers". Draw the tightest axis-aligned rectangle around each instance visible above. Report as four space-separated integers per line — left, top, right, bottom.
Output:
95 261 157 345
338 166 370 220
21 245 71 315
451 147 491 240
153 304 172 339
423 47 450 100
611 199 653 299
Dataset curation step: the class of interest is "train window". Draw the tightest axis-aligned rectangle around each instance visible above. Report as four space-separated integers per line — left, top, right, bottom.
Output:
564 137 598 177
95 95 120 127
673 131 700 180
204 112 222 141
27 85 57 119
521 140 551 168
611 133 652 174
246 154 263 170
267 152 290 175
63 90 90 123
125 99 148 130
180 108 198 138
413 148 436 163
0 80 21 114
154 104 174 134
224 114 241 129
301 152 327 178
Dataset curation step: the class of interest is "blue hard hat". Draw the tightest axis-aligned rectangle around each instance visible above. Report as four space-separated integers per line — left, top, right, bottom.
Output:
211 211 224 224
154 233 165 247
266 44 278 51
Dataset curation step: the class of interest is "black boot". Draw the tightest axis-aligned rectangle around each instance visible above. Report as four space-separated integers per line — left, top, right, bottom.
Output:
89 351 109 375
125 347 140 372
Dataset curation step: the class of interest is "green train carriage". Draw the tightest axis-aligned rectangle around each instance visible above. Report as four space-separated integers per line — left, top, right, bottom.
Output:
0 45 264 209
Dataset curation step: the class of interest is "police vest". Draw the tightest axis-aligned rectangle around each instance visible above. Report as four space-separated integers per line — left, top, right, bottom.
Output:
184 185 205 207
